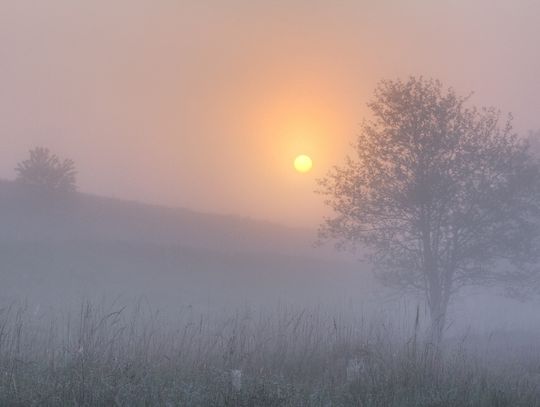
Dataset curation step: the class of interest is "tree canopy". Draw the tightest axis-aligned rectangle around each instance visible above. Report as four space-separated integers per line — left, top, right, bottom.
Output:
15 147 77 192
318 77 540 340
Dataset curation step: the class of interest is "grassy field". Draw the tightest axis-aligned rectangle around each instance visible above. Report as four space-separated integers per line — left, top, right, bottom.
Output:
0 302 539 406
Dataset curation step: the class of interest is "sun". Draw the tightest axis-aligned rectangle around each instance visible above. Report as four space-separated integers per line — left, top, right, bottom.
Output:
294 154 313 173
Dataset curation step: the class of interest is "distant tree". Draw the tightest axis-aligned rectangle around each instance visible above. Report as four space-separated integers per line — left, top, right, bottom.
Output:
318 77 540 343
15 147 77 192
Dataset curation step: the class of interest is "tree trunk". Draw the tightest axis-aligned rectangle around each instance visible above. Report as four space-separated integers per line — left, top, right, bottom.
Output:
426 286 448 371
428 282 448 347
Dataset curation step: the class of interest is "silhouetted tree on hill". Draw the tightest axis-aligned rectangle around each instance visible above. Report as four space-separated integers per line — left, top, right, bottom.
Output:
15 147 77 192
318 77 540 343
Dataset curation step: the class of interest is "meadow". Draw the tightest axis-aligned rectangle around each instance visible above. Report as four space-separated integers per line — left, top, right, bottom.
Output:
0 301 538 407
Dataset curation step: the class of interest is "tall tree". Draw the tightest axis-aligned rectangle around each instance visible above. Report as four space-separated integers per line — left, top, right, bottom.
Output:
15 147 77 192
318 77 540 342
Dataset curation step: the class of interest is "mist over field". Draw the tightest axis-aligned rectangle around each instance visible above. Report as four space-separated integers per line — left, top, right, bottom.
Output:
2 1 540 406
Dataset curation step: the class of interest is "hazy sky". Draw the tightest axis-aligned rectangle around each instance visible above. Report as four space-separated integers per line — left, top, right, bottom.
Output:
1 0 539 226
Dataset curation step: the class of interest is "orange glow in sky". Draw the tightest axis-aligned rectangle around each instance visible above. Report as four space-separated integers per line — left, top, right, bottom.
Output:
0 1 539 227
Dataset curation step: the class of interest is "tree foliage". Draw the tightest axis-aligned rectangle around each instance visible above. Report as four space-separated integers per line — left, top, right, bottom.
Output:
15 147 77 192
318 77 540 339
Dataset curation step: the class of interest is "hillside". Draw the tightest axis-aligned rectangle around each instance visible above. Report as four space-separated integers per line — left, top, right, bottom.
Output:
0 180 337 256
0 181 372 310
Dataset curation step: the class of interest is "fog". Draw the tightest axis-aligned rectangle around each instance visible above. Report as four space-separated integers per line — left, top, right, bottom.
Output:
1 0 540 225
2 1 540 406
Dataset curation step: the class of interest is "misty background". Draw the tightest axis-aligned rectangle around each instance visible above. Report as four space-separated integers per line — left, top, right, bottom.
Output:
3 2 540 405
1 0 540 226
0 0 539 347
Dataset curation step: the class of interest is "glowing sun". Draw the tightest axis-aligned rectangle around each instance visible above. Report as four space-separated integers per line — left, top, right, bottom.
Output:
294 154 313 173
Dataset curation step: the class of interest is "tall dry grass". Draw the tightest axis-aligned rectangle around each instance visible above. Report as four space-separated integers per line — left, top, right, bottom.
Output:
0 301 538 406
